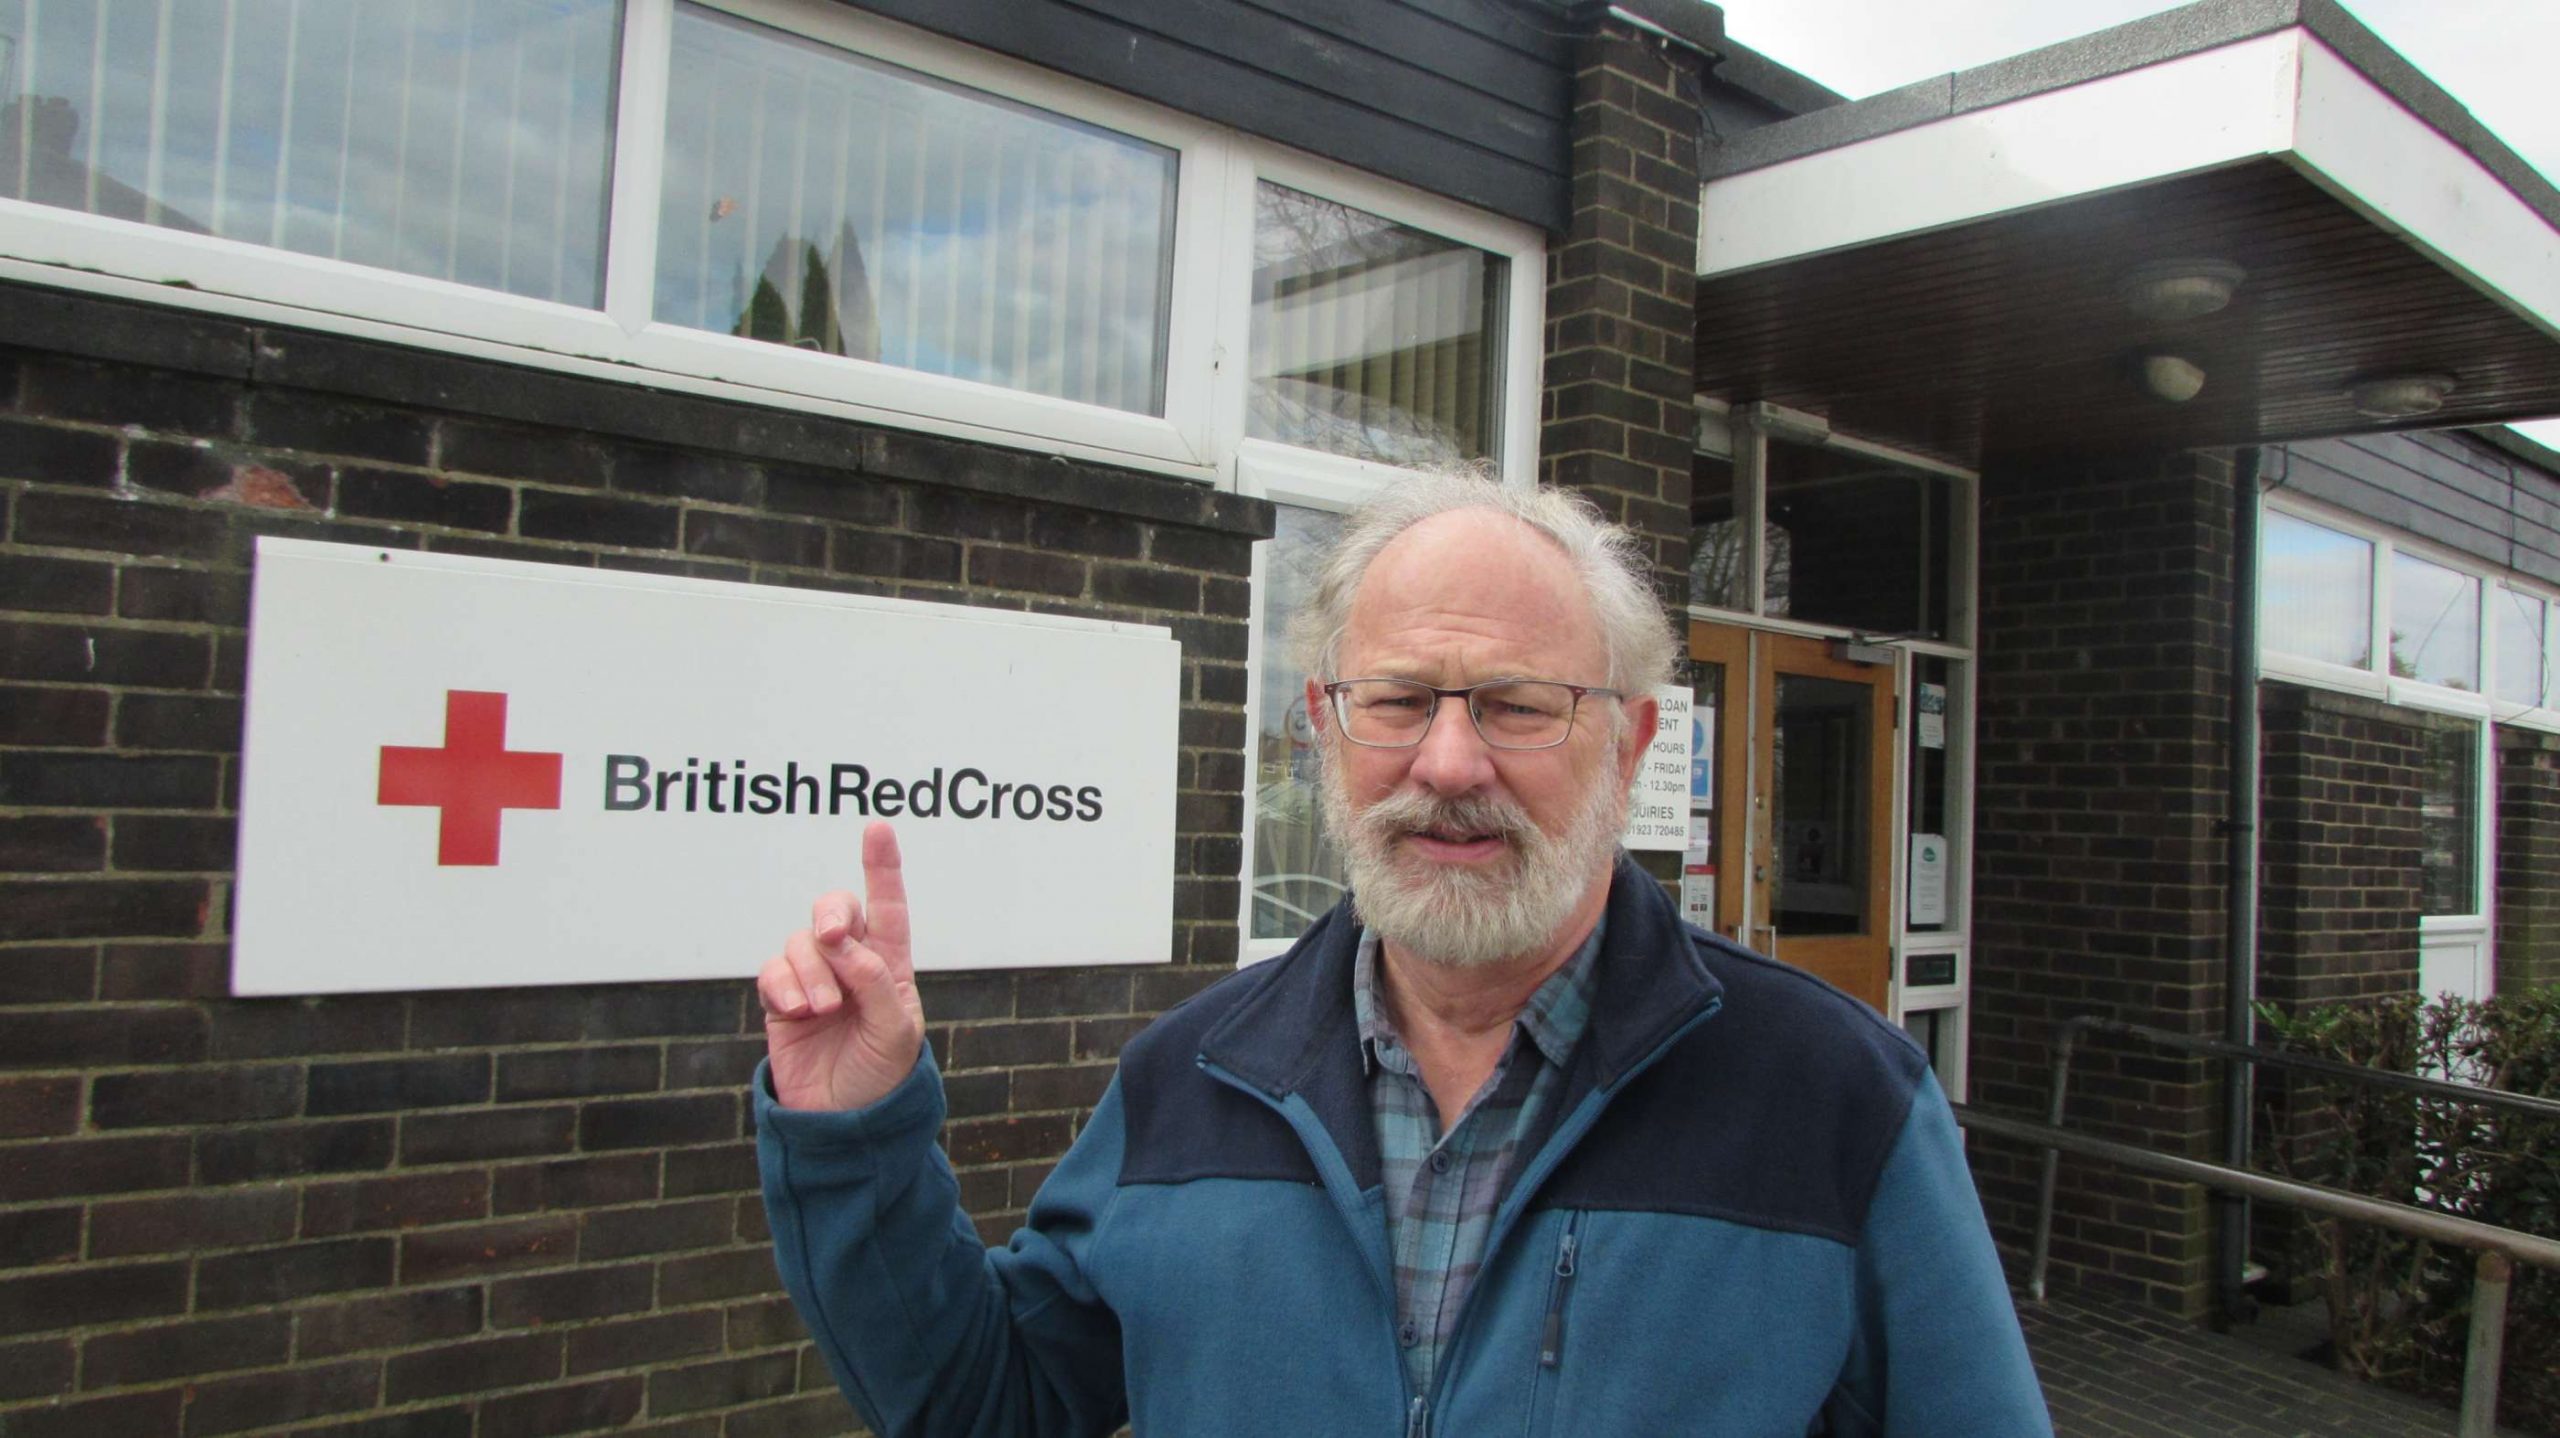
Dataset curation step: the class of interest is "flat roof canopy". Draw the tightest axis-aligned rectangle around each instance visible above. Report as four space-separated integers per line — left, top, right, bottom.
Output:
1693 0 2560 469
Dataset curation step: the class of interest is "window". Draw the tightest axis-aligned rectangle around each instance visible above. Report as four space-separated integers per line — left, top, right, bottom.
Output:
2418 721 2480 918
2492 587 2552 710
2261 510 2374 670
1 0 620 304
1250 505 1347 942
0 0 1538 489
2390 550 2479 691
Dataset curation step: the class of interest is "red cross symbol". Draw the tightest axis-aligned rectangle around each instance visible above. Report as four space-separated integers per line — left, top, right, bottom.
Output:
377 691 563 866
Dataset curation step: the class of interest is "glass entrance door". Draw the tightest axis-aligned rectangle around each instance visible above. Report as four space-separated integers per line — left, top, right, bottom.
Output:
1688 623 1898 1011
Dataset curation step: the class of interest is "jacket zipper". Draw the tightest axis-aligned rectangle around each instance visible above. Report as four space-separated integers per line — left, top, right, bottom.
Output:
1406 1394 1430 1438
1537 1224 1579 1368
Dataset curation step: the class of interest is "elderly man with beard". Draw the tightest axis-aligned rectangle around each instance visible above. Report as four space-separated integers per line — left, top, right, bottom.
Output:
752 473 2052 1438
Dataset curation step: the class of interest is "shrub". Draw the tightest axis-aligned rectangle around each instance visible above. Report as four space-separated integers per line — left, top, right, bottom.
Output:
2260 987 2560 1434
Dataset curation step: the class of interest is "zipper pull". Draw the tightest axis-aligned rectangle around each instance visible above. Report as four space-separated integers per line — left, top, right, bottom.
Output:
1539 1231 1580 1369
1406 1394 1429 1438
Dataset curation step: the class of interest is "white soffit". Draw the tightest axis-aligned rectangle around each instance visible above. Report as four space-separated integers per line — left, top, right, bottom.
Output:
1698 29 2560 342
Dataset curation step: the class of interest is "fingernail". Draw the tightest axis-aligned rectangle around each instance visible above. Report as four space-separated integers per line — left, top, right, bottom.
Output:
812 984 840 1010
776 985 805 1014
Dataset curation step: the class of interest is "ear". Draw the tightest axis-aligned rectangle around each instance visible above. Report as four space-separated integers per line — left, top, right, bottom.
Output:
1304 677 1332 737
1614 692 1659 788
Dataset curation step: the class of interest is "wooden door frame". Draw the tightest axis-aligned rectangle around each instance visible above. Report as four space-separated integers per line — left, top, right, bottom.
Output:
1754 632 1897 1012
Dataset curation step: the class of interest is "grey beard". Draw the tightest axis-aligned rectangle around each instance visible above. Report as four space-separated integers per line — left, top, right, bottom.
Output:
1318 744 1629 969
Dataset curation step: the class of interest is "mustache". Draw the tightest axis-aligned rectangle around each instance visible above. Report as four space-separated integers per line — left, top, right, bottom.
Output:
1352 786 1538 848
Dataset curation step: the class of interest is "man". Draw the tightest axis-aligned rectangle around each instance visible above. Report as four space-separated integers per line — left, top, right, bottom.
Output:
754 474 2052 1436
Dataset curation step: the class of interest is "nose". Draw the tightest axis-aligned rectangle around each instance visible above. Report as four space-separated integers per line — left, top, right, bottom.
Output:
1404 693 1498 795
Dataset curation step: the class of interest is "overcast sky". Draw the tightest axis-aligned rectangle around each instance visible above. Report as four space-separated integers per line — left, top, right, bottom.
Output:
1709 0 2560 448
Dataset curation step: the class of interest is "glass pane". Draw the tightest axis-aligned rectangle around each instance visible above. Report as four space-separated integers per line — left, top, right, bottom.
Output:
1682 658 1725 934
1252 505 1347 940
1906 656 1957 933
2420 723 2478 918
2260 511 2373 669
1248 182 1503 465
1773 673 1868 937
2390 551 2480 690
656 6 1176 413
1688 454 1745 611
0 0 620 306
1762 440 1954 639
2492 587 2549 707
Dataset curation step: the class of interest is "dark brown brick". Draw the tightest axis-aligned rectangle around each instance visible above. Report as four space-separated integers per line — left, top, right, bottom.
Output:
80 1312 290 1385
657 1248 782 1306
967 545 1085 597
0 1259 186 1334
719 1390 852 1437
438 419 609 488
383 1331 563 1403
397 1214 576 1285
306 1054 491 1115
1014 971 1132 1019
0 751 219 809
0 686 108 746
98 942 229 999
196 1117 396 1184
0 1387 183 1438
294 1285 483 1360
580 984 742 1039
648 1350 797 1416
494 1045 661 1102
0 415 120 485
112 692 243 751
565 1311 724 1375
517 489 679 549
90 1187 299 1257
724 1295 807 1351
580 1196 732 1260
11 489 232 560
90 1062 299 1128
195 1237 395 1310
612 448 761 504
116 565 248 625
1011 1062 1114 1113
300 1170 490 1237
1091 562 1198 610
664 1037 763 1091
400 1104 577 1165
475 1374 645 1438
486 1261 654 1329
20 360 238 435
246 390 432 465
946 1019 1069 1070
945 1112 1073 1167
334 466 515 532
683 509 825 566
107 813 235 871
209 995 406 1058
0 1334 74 1401
0 1076 78 1138
0 1132 189 1201
407 990 583 1048
489 1152 660 1214
183 1357 379 1436
0 1206 79 1269
662 1142 757 1198
0 554 113 615
578 1092 738 1150
255 1407 472 1438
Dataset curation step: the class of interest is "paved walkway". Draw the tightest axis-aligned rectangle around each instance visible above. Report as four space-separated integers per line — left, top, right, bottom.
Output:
2019 1284 2529 1438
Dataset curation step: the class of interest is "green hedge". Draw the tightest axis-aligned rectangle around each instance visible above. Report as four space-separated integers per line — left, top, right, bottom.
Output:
2261 987 2560 1435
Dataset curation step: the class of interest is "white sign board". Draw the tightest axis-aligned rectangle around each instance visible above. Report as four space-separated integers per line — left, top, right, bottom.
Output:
235 539 1179 996
1918 682 1948 751
1623 685 1693 852
1907 833 1949 927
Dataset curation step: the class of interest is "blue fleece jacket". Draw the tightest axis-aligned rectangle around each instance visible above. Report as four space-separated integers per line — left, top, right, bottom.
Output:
756 858 2052 1437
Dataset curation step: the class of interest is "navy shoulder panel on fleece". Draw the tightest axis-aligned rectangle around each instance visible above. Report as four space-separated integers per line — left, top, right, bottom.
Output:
1113 911 1360 1189
1536 928 1930 1247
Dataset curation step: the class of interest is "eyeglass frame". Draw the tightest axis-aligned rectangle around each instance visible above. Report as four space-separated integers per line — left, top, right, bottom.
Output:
1318 676 1625 751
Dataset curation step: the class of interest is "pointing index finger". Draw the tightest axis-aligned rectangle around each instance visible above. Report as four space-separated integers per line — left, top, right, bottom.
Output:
860 821 912 975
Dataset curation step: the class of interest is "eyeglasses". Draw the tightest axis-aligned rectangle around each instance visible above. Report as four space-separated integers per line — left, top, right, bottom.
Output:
1321 678 1623 751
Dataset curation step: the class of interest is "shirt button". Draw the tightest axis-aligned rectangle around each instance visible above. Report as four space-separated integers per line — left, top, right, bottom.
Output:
1428 1151 1451 1175
1399 1320 1420 1348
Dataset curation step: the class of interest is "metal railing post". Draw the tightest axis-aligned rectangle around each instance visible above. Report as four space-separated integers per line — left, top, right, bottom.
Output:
2458 1251 2512 1438
2029 1017 2086 1302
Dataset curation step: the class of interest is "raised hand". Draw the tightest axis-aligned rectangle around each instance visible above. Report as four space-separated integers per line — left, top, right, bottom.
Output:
759 822 927 1112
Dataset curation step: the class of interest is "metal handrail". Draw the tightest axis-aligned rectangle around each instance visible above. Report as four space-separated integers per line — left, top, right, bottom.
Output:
1981 1014 2560 1438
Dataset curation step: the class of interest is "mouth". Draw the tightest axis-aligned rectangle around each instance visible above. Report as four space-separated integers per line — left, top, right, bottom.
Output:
1400 825 1511 863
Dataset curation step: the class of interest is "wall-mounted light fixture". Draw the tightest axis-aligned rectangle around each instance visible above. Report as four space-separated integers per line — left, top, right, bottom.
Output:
2139 352 2208 403
2118 259 2246 323
2347 373 2456 420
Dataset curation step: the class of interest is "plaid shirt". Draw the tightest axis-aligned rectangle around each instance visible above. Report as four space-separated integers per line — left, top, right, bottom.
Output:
1354 922 1600 1395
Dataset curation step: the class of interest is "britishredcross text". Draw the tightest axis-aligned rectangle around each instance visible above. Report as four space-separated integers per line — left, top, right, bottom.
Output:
602 755 1103 822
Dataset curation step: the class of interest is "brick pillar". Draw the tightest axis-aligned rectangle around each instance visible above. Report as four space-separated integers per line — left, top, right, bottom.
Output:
1541 10 1705 611
2497 726 2560 992
1967 449 2235 1318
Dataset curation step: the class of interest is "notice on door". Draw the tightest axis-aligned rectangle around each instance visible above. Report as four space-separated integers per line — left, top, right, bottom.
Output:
1908 833 1949 926
1624 686 1693 851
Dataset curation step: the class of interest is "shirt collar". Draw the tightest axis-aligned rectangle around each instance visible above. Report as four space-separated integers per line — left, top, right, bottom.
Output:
1353 920 1604 1077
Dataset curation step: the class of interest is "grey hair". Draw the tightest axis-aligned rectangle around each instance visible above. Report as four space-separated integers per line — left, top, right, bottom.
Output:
1287 470 1677 696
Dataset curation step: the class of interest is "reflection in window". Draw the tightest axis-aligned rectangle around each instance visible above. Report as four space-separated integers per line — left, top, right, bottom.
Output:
2420 723 2478 918
2261 512 2373 669
2390 551 2480 690
1689 453 1745 611
1761 441 1952 639
2493 588 2550 708
0 0 619 305
1252 506 1348 940
657 6 1176 412
1249 183 1502 465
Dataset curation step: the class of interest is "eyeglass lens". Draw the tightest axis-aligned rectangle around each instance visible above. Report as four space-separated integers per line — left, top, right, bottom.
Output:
1332 680 1582 749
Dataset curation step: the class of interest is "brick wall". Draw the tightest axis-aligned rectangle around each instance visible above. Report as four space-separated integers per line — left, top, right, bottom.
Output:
2257 683 2425 1011
1967 449 2234 1317
2497 726 2560 992
1540 13 1703 609
0 282 1264 1436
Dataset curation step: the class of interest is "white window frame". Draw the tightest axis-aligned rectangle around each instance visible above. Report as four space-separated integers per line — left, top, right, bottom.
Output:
0 0 1540 494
